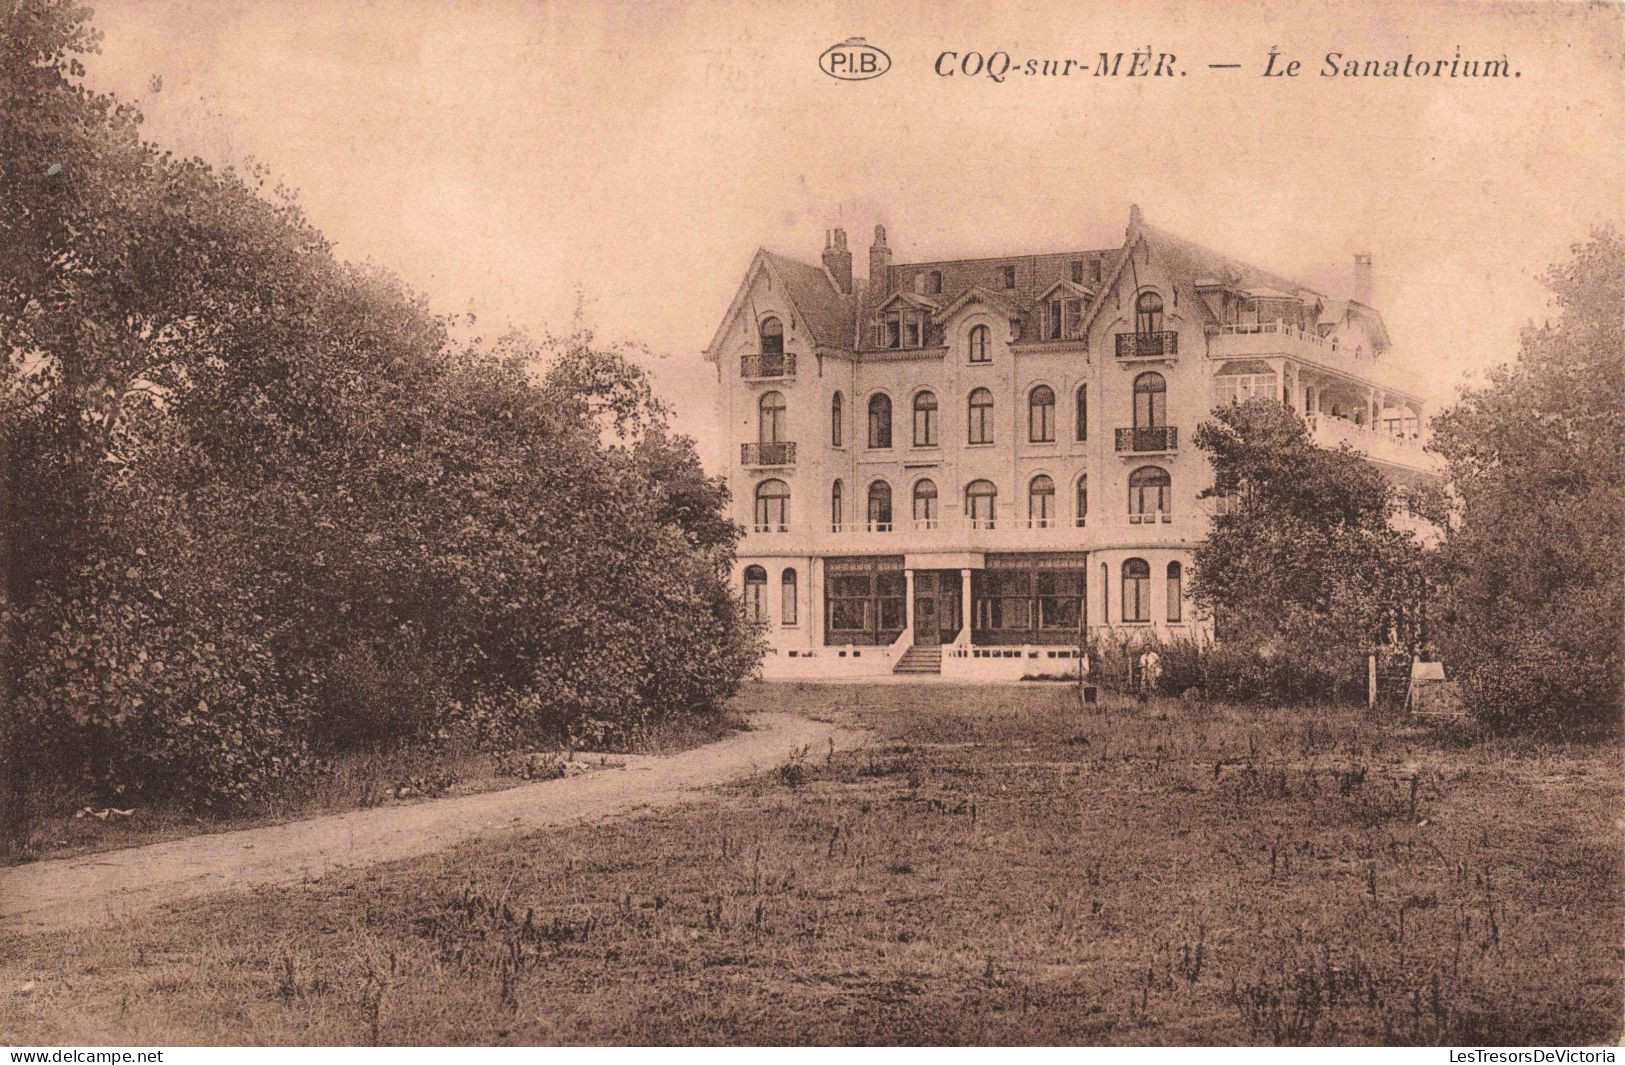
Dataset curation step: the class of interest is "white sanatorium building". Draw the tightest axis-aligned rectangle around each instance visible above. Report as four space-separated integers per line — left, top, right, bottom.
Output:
703 207 1435 680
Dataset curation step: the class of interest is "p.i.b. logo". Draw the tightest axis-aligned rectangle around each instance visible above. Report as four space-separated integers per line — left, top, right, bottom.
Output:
820 37 891 81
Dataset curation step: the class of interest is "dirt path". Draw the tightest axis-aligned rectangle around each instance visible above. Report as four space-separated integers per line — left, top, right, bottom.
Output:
0 713 859 937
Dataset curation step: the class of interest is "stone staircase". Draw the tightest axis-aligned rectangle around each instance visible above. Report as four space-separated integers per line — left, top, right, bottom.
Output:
893 643 943 675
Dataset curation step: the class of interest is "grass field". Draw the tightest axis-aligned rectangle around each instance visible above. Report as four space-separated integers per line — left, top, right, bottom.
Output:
5 713 739 867
2 682 1618 1046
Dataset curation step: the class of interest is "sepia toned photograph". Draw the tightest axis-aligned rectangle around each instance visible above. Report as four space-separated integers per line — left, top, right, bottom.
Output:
1 0 1621 1051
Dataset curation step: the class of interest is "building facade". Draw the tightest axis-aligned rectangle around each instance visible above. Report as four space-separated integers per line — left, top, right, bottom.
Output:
703 207 1434 679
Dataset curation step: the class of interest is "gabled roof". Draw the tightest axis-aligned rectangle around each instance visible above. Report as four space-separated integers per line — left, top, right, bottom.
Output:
875 289 941 312
704 249 856 357
1034 278 1094 304
931 284 1023 324
761 251 855 347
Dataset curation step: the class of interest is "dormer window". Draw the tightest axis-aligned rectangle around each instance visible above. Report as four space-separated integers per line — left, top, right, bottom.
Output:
1045 295 1087 340
873 307 929 349
760 316 784 355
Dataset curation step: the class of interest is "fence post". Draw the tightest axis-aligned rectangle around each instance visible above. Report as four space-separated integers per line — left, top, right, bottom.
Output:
1367 655 1377 711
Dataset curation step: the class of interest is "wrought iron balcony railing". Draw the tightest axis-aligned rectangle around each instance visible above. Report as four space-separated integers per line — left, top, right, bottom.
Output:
741 352 796 379
741 441 796 466
1115 426 1179 453
1115 331 1178 359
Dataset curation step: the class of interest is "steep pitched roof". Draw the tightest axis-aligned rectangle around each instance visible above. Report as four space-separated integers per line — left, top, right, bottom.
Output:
760 251 855 348
857 248 1115 351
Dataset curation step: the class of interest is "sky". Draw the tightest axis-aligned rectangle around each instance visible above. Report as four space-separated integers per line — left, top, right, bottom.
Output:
81 0 1624 469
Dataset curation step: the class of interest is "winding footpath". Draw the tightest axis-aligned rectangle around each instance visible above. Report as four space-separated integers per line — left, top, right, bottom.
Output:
0 712 859 937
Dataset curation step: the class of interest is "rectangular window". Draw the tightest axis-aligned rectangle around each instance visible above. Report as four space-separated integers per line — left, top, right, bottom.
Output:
1167 573 1182 623
1071 260 1084 284
914 406 937 447
1064 298 1085 339
1048 299 1063 340
885 313 901 349
1213 373 1279 406
1075 386 1088 441
969 406 992 445
1123 576 1150 623
972 565 1085 638
825 560 905 643
1002 265 1016 288
1037 571 1085 630
905 318 920 347
782 571 798 626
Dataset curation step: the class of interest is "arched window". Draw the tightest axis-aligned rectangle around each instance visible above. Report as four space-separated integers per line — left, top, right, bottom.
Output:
831 391 843 447
758 390 786 443
743 565 768 622
867 480 893 531
1135 291 1164 335
759 316 784 355
1121 559 1151 623
966 479 998 529
1028 385 1056 443
1028 474 1055 527
754 478 790 532
1133 372 1166 428
1128 466 1171 522
782 568 798 626
1075 384 1088 441
1075 475 1088 528
1166 561 1183 623
912 479 939 527
867 393 892 449
967 387 994 445
912 391 938 447
830 479 843 532
968 323 991 363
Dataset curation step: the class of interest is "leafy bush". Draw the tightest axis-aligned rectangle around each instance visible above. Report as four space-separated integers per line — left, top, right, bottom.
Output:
1429 229 1624 736
0 3 759 842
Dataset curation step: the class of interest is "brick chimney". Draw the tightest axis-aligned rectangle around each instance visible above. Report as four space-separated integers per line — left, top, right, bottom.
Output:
1128 203 1144 236
1353 252 1373 304
869 224 892 289
822 227 853 294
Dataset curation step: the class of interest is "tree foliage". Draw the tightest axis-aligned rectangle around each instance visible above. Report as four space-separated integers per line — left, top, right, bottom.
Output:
1 0 758 830
1429 228 1624 735
1189 399 1425 700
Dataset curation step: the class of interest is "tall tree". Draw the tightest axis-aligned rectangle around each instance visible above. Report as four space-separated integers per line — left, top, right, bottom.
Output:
1190 399 1425 699
1429 228 1624 734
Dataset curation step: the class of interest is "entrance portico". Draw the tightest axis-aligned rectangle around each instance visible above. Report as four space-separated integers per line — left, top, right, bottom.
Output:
905 552 982 646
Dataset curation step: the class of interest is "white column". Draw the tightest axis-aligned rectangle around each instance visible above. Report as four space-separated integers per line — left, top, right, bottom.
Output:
960 568 973 642
904 569 916 636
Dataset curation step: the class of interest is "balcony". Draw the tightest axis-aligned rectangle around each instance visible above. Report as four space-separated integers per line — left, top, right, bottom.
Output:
741 352 796 379
1307 414 1436 472
1115 331 1178 359
741 441 797 466
1209 323 1422 395
1115 426 1179 454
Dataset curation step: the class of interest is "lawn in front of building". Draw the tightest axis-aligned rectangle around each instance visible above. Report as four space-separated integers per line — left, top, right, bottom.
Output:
1 681 1617 1045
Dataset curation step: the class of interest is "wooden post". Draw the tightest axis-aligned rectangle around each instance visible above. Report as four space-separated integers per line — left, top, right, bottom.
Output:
1367 654 1378 711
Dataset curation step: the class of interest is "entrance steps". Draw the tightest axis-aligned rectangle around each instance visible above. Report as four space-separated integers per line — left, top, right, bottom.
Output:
893 644 943 675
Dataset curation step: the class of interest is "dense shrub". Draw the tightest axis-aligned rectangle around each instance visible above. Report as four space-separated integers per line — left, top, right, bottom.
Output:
1086 633 1366 706
1429 229 1624 736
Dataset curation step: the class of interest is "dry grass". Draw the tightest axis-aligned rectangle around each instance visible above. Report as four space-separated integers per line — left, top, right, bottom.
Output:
6 713 744 867
1 683 1618 1046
